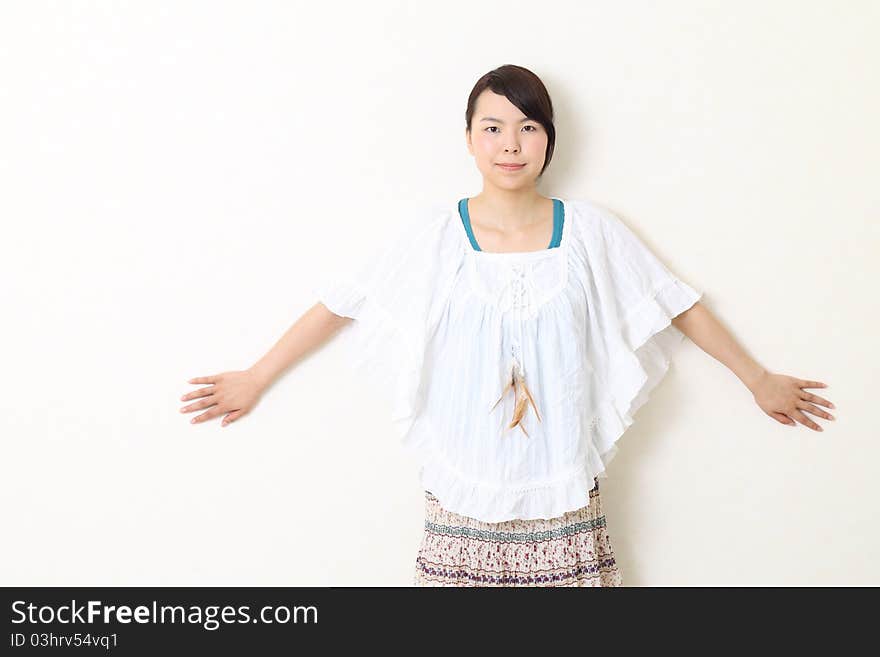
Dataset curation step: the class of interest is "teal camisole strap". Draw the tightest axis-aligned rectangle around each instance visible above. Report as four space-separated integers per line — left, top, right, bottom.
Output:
458 198 564 251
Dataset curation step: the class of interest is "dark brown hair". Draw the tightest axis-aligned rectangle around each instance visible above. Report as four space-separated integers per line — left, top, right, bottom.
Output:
465 64 556 177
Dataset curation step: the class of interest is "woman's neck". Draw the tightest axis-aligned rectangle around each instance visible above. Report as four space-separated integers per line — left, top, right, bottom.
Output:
468 191 551 232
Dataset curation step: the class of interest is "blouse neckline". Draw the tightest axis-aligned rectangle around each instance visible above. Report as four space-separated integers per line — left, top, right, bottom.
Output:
456 197 569 261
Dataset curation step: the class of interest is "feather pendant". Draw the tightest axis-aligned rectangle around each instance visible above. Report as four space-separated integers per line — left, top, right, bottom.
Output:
489 365 515 413
509 392 529 437
519 370 542 422
489 360 542 438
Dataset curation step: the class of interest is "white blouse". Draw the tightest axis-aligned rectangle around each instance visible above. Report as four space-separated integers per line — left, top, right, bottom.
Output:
313 197 703 523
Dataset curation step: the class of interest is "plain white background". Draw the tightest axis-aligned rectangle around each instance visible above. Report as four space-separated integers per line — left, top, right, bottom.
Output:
1 0 876 586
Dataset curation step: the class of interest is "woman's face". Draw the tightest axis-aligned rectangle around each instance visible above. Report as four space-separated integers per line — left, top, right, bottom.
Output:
466 90 547 191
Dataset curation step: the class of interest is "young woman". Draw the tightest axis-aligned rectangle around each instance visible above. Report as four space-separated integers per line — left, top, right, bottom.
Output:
179 65 836 587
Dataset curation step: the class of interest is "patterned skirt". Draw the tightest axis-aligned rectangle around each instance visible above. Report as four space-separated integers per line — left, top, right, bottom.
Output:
414 477 623 587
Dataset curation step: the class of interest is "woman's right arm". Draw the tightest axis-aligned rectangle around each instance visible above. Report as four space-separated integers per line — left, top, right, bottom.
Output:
250 301 351 390
180 302 351 426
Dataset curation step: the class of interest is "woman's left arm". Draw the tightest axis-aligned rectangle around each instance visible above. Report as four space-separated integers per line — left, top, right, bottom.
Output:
671 302 836 431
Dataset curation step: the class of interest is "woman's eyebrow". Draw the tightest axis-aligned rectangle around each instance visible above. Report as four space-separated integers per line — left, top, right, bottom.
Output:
479 116 532 123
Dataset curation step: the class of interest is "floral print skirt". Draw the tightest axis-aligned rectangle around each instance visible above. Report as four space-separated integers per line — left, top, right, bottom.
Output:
414 477 624 587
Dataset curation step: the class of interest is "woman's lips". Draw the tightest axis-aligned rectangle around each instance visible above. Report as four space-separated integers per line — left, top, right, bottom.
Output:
496 163 525 171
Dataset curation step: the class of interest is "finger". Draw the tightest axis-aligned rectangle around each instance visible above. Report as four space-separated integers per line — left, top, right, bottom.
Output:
221 410 243 427
188 375 220 385
798 379 828 389
797 400 835 421
768 411 795 426
181 399 217 415
180 387 215 402
798 391 835 410
790 408 823 432
190 407 222 424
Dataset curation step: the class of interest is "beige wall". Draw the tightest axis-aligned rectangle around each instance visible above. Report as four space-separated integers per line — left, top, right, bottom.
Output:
1 0 875 585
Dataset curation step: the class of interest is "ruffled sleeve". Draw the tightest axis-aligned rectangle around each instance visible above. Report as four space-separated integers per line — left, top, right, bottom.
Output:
310 208 460 442
582 205 704 474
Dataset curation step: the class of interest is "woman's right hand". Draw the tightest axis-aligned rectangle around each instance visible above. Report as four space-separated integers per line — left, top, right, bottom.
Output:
180 368 266 427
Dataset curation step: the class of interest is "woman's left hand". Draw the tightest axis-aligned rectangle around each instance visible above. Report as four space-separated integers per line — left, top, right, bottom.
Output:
750 371 835 431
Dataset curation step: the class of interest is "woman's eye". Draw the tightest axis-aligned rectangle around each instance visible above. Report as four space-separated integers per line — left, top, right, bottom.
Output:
485 125 538 133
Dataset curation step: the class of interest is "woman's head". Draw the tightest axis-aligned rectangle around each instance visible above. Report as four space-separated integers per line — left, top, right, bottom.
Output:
465 65 555 190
